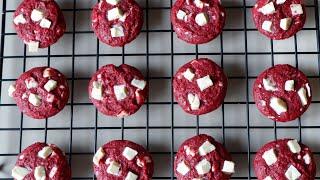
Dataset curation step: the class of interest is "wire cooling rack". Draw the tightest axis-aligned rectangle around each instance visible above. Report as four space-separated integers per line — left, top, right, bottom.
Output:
0 0 320 179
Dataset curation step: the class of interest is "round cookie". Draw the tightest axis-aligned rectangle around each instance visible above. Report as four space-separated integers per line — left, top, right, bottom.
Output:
93 140 154 180
88 64 148 117
8 67 69 119
253 64 311 122
13 0 66 52
252 0 306 40
91 0 143 47
173 58 228 115
254 139 316 180
171 0 226 44
174 134 235 179
12 142 71 180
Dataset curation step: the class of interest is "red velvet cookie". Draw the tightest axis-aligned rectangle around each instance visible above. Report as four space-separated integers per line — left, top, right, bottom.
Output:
13 0 66 52
173 58 227 115
171 0 226 44
174 134 235 180
252 0 306 40
253 64 311 122
91 0 143 47
8 67 69 119
93 140 154 180
12 142 71 180
88 64 148 117
254 139 316 180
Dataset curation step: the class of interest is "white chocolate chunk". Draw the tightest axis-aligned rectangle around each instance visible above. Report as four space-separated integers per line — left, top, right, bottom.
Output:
110 25 125 37
262 149 277 166
183 68 195 82
194 0 204 8
105 158 112 165
258 2 276 15
187 93 200 110
119 13 127 22
197 75 213 91
199 141 216 156
28 93 41 106
107 161 121 176
298 87 308 106
285 80 294 91
270 97 287 115
108 7 123 21
40 18 52 29
195 12 209 26
195 159 211 175
276 0 286 4
303 154 311 165
305 84 311 97
290 4 303 16
285 165 301 180
280 18 292 31
114 84 127 100
222 160 235 174
44 80 57 92
12 166 30 180
136 158 144 167
262 21 272 32
184 145 195 157
31 9 44 22
93 147 105 166
177 161 190 175
125 171 138 180
43 68 52 78
25 77 38 89
49 166 57 178
131 79 146 90
287 139 301 153
8 84 16 97
263 78 277 91
106 0 121 5
34 166 46 180
177 10 187 21
122 147 138 161
28 41 39 52
91 81 103 100
19 155 24 160
38 146 53 159
14 14 27 25
264 176 272 180
22 93 28 99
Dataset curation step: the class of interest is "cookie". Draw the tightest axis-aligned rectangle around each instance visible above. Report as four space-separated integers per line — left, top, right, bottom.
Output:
252 0 306 40
91 0 143 47
173 58 227 115
253 64 311 122
171 0 226 44
8 67 69 119
174 134 235 179
93 140 154 180
254 139 316 180
13 0 66 52
12 142 71 180
88 64 148 117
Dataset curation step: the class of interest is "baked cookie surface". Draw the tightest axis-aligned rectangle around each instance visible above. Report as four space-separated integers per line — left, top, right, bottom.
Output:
253 64 311 122
171 0 226 44
254 139 316 180
252 0 306 40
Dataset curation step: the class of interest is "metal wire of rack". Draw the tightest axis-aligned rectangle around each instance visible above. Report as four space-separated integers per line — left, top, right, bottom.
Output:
0 0 320 179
